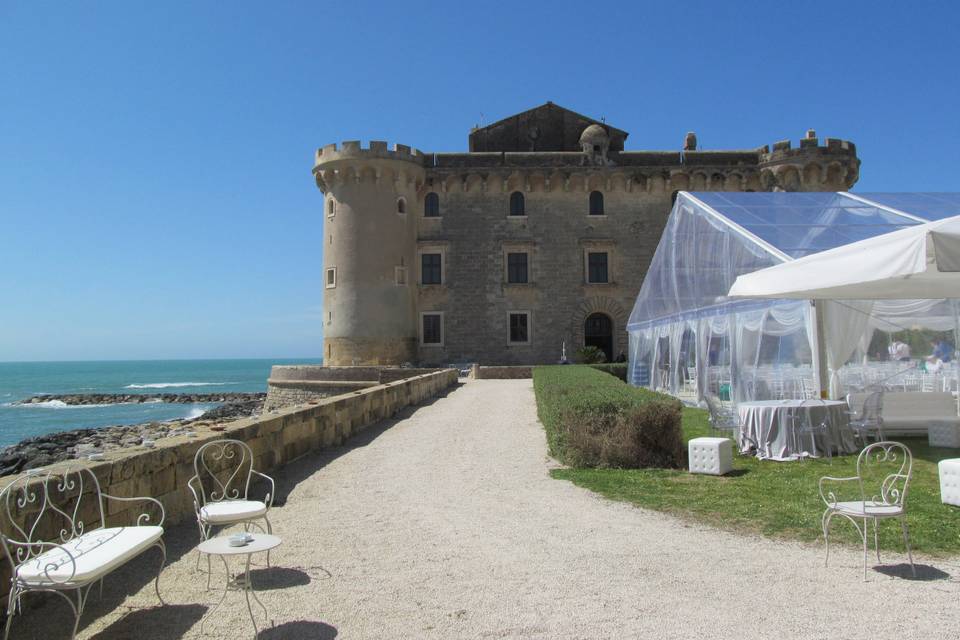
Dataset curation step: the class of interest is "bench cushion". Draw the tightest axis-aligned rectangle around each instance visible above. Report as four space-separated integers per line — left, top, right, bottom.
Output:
848 392 960 435
16 526 163 586
200 500 267 524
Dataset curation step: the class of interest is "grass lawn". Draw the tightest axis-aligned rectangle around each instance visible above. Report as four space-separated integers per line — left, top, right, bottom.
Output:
539 370 960 556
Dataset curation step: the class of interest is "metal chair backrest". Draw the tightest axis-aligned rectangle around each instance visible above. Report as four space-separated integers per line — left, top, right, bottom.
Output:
856 441 912 508
0 467 107 577
192 439 256 506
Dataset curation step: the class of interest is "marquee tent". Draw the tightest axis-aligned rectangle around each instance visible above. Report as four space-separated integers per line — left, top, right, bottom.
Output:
728 214 960 300
626 192 960 403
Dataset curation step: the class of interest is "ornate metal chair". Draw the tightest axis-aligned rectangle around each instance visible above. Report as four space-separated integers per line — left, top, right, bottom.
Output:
0 467 165 640
188 439 274 574
819 441 915 580
846 391 885 446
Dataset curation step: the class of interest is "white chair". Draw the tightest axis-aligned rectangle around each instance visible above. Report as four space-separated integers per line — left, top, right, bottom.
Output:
0 467 166 640
188 439 275 576
819 441 916 580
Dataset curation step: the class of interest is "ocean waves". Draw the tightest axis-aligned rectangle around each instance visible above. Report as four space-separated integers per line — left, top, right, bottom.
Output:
124 382 233 389
5 400 114 409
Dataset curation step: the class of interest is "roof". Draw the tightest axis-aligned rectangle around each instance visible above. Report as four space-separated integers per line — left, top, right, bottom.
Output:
690 192 960 260
626 192 960 330
468 102 628 153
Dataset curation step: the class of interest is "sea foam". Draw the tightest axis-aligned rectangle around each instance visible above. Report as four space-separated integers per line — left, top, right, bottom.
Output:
12 400 116 409
124 382 232 389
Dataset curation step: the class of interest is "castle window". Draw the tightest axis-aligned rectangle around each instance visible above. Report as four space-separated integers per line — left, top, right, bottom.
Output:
508 311 531 345
395 266 408 286
325 267 337 289
397 197 406 215
420 312 444 346
589 191 604 216
327 197 336 218
424 192 440 217
507 252 528 284
509 191 525 216
421 253 442 285
587 252 609 284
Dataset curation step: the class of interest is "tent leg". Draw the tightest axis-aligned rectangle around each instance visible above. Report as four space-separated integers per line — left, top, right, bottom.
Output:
812 301 830 400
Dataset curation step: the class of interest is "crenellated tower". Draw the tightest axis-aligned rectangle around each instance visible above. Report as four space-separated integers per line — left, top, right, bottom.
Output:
313 141 425 365
757 129 860 191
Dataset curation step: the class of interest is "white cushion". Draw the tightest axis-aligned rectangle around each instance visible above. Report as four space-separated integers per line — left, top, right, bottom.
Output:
16 526 163 586
930 423 960 448
200 500 267 524
939 458 960 507
830 500 903 517
688 437 733 476
847 392 960 435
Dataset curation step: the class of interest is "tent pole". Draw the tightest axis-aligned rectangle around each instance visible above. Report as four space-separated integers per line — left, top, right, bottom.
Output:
812 301 830 399
954 300 959 416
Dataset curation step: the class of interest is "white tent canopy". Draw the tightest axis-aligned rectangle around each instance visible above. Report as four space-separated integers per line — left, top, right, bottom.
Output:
627 192 960 403
728 215 960 300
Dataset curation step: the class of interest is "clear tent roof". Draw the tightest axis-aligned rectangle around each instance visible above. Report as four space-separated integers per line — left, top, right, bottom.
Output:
627 192 960 330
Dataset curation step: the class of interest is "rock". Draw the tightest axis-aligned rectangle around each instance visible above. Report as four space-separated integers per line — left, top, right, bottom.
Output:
24 454 56 470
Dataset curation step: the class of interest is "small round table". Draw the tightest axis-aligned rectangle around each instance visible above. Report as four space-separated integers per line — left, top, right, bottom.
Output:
198 533 282 638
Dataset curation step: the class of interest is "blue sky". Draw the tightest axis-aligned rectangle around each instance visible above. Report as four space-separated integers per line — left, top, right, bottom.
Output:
1 1 958 361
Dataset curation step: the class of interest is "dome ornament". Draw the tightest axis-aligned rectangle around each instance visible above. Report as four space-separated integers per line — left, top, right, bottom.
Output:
579 124 612 166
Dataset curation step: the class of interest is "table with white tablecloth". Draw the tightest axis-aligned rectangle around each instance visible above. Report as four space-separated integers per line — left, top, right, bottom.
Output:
736 400 857 461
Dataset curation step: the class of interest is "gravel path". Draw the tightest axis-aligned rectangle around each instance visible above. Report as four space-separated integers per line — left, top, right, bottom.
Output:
16 379 960 639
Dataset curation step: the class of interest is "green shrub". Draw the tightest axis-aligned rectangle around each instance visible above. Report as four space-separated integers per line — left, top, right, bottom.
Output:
575 345 607 364
588 363 627 381
533 365 684 469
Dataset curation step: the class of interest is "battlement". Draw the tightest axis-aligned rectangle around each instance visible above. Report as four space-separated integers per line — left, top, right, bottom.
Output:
760 131 857 163
314 140 425 168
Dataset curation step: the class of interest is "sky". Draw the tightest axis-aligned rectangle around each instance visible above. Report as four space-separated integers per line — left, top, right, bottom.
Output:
1 1 958 361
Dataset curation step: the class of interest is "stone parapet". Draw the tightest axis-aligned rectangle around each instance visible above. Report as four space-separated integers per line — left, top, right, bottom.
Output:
313 141 426 193
475 366 533 379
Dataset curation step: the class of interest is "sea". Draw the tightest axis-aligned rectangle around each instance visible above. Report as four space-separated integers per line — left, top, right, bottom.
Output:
0 359 322 448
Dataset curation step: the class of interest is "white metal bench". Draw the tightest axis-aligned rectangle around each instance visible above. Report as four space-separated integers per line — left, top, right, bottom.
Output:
0 467 166 640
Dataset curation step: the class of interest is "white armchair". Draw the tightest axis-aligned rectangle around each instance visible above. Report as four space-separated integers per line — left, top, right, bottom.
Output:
188 439 274 573
819 441 915 580
0 467 166 640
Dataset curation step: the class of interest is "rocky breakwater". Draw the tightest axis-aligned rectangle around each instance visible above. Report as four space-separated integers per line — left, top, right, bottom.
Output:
14 392 265 406
0 393 267 477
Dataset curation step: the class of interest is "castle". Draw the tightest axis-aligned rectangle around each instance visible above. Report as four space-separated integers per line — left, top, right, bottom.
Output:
313 102 860 367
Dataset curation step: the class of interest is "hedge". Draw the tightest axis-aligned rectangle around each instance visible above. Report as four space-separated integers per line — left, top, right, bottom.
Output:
533 365 685 469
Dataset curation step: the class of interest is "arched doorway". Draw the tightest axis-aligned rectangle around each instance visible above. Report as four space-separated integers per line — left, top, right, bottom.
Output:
584 313 614 362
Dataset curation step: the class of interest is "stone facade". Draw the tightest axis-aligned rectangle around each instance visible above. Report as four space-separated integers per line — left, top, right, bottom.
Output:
314 102 860 366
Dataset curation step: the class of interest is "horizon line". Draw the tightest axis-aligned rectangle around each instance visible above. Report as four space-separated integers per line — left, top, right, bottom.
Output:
0 356 325 365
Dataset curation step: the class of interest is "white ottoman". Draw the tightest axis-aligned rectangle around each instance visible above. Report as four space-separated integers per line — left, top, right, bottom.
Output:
689 437 733 476
939 458 960 507
929 422 960 448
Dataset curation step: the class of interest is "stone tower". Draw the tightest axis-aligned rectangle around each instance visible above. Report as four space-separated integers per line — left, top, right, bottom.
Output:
313 141 425 365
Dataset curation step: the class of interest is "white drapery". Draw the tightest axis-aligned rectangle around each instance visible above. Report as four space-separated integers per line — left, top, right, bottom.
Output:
822 300 874 399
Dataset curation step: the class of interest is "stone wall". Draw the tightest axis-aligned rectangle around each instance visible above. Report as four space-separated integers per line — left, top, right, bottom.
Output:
0 369 458 604
475 365 533 379
264 365 442 410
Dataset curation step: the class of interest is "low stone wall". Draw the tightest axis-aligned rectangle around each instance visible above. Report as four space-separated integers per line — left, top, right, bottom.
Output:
0 369 458 604
265 365 440 410
475 365 533 379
